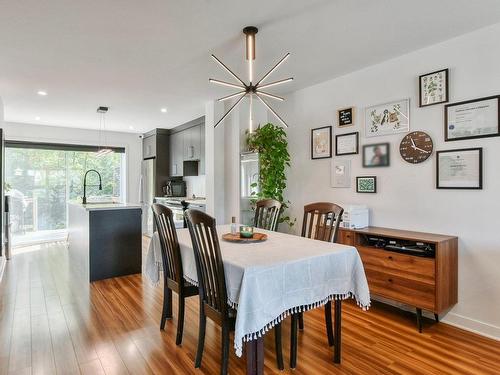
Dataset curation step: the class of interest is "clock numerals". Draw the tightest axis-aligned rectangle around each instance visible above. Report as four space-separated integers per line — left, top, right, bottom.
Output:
399 131 433 164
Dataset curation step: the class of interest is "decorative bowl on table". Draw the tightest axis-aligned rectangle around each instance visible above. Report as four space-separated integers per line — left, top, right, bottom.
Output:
239 226 254 238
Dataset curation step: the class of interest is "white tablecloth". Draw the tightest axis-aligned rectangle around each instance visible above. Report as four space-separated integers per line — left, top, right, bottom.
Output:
172 224 370 357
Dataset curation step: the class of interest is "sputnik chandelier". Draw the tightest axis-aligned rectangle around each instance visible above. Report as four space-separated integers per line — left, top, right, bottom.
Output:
209 26 293 130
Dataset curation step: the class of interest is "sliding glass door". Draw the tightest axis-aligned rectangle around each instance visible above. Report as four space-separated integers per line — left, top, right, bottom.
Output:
5 145 125 247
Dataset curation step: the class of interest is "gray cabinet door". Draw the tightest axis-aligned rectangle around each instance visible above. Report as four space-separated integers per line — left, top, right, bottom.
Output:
169 132 183 176
199 124 205 174
143 135 156 159
184 125 201 161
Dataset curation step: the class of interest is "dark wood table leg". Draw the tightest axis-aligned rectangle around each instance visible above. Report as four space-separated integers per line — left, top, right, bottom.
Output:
246 337 264 375
334 299 342 364
256 337 264 375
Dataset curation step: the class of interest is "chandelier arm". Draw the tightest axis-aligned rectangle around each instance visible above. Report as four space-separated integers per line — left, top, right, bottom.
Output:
211 54 247 86
214 93 246 128
257 77 293 90
255 90 284 101
255 93 288 128
255 53 290 86
218 90 246 102
209 78 246 90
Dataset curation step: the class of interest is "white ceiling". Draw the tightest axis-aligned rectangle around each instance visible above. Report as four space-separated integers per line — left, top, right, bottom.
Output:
1 0 500 133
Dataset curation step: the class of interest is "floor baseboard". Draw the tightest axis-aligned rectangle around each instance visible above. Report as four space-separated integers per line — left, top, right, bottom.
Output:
442 313 500 342
372 295 500 342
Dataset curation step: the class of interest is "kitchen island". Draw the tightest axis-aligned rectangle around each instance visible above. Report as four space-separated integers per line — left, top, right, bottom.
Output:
68 202 142 282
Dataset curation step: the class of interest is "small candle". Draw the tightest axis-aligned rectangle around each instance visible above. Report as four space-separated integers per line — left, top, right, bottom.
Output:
239 226 254 238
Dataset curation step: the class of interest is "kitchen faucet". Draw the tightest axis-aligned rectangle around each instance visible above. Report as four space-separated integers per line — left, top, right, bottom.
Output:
82 169 102 204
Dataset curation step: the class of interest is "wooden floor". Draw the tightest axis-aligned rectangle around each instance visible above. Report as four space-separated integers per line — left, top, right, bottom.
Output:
1 241 500 375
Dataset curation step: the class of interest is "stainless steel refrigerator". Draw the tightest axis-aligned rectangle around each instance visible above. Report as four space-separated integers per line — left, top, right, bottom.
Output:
141 158 155 237
0 129 5 271
240 152 259 225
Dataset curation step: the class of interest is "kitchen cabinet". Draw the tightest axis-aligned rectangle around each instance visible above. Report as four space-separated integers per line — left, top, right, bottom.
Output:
141 128 169 195
200 124 205 175
142 134 156 159
183 124 201 161
167 116 205 177
169 132 184 176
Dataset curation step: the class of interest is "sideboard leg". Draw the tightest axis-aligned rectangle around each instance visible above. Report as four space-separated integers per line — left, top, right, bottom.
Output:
416 308 423 333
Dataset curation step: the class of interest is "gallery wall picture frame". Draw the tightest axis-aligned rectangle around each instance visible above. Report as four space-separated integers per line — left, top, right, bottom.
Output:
365 98 410 137
335 132 359 156
419 68 449 107
311 126 332 159
363 143 390 167
337 107 355 127
436 147 483 190
331 159 351 188
356 176 377 193
444 95 500 141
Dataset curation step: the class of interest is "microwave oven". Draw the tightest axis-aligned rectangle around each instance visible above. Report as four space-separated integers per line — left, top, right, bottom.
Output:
164 178 186 197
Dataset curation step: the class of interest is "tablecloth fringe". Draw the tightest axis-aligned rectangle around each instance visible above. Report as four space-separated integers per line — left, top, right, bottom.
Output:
184 275 199 287
235 291 370 357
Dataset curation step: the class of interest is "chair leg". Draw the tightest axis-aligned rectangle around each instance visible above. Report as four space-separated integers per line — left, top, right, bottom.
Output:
160 287 172 330
274 323 284 370
195 306 206 368
434 313 439 323
290 314 298 369
175 294 185 345
325 301 334 347
298 312 304 330
221 323 230 375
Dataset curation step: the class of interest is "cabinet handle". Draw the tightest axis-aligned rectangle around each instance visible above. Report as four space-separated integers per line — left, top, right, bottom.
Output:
388 278 393 283
388 256 393 260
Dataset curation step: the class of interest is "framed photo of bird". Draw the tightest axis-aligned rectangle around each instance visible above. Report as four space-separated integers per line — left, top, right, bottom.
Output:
365 99 410 137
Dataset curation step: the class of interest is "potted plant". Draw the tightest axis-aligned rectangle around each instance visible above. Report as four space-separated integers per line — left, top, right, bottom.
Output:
246 123 296 229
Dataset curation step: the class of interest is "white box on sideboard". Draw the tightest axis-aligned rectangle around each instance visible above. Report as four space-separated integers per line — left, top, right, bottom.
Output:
340 205 369 229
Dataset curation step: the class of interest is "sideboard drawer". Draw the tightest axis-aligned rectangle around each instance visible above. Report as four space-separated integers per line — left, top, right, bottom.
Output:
365 268 436 310
357 246 435 282
338 229 355 246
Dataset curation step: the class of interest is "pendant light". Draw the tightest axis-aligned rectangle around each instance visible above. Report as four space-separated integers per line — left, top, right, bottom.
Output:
96 106 112 157
209 26 293 130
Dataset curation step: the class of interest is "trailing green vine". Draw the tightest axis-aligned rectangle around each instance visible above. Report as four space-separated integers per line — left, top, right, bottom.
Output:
246 123 296 228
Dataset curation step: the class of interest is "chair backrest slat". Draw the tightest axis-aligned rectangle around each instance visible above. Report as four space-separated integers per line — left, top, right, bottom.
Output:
186 209 228 316
302 202 344 243
254 199 282 231
151 203 183 284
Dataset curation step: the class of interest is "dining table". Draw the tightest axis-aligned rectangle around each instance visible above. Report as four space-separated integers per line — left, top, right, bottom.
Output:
147 224 370 375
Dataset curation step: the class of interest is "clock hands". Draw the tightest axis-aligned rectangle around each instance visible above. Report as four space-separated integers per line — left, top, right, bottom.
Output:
414 146 431 154
409 137 430 153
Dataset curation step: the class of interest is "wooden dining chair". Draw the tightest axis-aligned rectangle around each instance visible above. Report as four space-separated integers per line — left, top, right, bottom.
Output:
253 198 282 231
151 203 198 345
290 202 344 368
185 209 284 375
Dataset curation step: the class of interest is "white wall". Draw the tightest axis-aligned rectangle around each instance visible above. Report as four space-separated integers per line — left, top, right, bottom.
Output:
2 122 142 204
0 97 5 275
281 23 500 340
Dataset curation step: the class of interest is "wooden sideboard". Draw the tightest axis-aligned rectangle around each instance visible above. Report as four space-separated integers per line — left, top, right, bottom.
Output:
337 226 458 331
